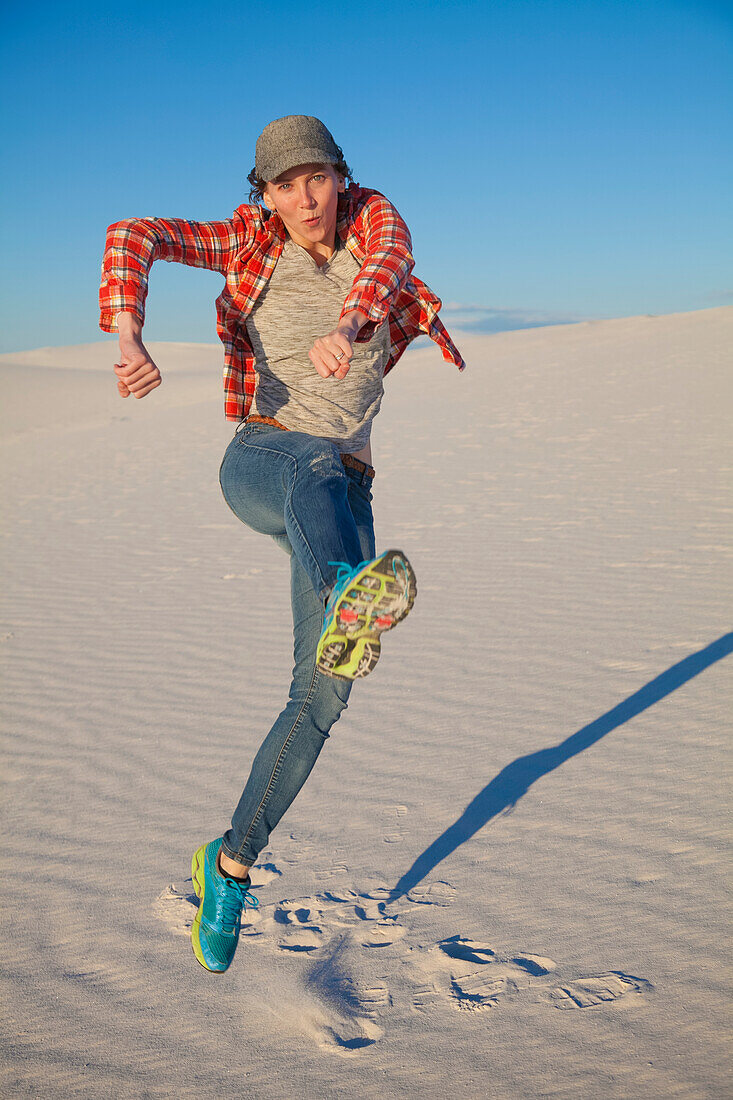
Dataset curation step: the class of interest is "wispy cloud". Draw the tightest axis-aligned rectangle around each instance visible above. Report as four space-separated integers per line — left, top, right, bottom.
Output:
439 304 595 334
699 290 733 304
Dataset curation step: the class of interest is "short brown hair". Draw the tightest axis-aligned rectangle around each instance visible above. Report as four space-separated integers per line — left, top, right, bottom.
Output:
247 151 354 205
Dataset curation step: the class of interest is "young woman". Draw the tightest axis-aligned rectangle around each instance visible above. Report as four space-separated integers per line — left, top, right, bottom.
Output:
100 115 465 972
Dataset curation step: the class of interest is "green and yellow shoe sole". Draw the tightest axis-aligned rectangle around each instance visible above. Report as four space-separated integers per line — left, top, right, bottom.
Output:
316 549 417 680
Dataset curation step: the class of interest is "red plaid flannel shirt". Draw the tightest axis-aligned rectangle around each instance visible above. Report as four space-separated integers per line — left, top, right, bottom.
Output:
99 184 466 421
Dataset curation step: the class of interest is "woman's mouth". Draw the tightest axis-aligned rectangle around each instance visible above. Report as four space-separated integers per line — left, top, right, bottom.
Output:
303 216 320 227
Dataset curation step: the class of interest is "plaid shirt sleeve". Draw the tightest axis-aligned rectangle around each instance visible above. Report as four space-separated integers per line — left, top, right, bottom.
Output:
340 191 415 328
99 213 250 331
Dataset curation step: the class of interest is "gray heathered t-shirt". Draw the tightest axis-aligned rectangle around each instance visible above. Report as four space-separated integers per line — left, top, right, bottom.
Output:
245 235 390 452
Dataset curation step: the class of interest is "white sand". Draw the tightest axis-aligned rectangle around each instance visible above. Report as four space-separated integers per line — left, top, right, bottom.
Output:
1 306 731 1098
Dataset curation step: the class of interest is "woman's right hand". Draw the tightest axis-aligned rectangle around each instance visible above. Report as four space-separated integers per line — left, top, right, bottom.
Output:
113 312 162 399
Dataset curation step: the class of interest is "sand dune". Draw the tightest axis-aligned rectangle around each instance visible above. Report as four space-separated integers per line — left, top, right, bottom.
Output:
1 306 731 1098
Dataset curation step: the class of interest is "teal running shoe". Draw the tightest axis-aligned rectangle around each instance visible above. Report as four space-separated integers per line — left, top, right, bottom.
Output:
190 838 259 973
316 549 417 680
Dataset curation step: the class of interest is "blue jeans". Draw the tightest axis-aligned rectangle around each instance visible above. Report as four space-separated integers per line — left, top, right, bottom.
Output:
217 422 376 866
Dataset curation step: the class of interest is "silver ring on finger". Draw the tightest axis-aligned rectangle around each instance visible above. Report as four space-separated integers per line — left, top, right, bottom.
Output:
335 352 344 361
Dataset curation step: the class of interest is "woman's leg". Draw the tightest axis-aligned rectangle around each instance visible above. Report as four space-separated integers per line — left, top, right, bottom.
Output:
220 463 376 868
219 423 366 605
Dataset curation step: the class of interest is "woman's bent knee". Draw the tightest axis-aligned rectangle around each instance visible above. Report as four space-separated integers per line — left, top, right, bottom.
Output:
289 666 351 731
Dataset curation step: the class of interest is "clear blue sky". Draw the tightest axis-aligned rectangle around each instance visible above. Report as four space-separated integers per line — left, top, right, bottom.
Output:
0 0 731 352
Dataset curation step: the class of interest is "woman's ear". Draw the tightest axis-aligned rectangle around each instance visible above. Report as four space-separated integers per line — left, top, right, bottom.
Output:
337 175 346 193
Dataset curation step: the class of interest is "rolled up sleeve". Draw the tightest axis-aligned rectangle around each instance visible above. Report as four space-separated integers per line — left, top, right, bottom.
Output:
340 193 416 334
99 214 247 332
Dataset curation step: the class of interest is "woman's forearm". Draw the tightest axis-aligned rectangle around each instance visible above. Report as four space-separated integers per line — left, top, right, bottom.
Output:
338 309 369 340
115 311 144 336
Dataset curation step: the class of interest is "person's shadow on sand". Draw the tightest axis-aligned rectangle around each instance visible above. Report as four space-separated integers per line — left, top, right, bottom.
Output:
387 632 733 905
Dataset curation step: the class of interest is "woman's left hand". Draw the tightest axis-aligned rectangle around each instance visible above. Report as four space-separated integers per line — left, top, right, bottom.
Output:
308 326 354 380
309 309 368 380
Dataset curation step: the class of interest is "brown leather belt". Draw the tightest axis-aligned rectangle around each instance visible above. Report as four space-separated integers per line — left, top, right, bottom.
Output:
244 414 375 480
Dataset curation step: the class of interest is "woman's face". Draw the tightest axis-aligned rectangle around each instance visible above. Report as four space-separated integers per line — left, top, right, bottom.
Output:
263 163 345 250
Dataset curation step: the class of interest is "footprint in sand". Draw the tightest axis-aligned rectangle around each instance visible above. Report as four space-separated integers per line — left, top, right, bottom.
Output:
405 881 456 907
313 860 350 878
306 932 392 1053
382 804 408 845
270 891 407 954
544 972 654 1009
406 936 651 1016
407 936 536 1013
449 970 521 1012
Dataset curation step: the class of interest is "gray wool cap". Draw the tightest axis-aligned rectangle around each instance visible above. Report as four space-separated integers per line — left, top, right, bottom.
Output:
255 115 341 182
